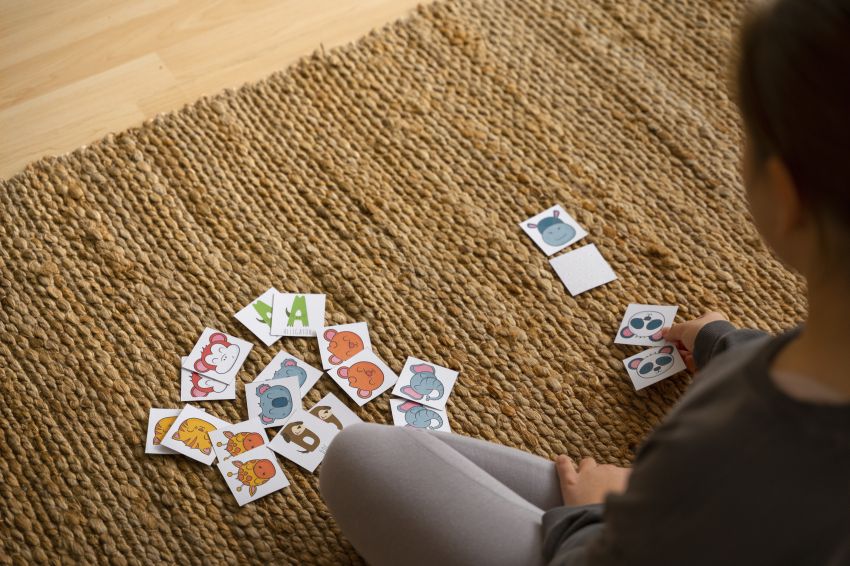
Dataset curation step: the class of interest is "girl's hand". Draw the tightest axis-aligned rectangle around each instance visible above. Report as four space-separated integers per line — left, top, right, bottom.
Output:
661 311 728 372
555 455 631 507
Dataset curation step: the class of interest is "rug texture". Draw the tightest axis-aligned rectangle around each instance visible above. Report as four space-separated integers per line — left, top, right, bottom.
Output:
0 0 807 563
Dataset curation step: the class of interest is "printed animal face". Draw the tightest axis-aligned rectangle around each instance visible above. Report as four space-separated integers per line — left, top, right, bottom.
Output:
338 361 384 398
256 383 294 423
628 345 676 379
252 459 276 480
190 372 229 397
324 329 364 365
153 416 177 445
273 359 307 388
620 310 666 341
195 332 241 375
527 211 576 247
173 418 218 455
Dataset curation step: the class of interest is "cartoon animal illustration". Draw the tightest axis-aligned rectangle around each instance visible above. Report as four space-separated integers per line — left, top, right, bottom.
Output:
153 416 177 446
256 383 294 424
252 299 272 327
620 310 666 342
172 418 218 455
323 329 364 365
396 401 443 430
227 458 277 496
280 420 321 453
338 361 384 399
309 405 342 430
400 363 444 401
194 332 241 376
527 210 576 247
627 345 677 379
272 359 307 388
189 371 229 398
216 431 264 458
284 295 309 327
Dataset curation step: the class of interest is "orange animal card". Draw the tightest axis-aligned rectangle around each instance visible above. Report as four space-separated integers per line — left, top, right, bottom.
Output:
218 445 290 506
326 349 399 407
315 322 372 370
161 405 231 465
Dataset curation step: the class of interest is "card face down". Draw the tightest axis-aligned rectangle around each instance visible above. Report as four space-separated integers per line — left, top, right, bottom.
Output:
307 393 363 432
180 357 235 402
520 204 588 256
326 349 398 407
623 344 687 390
549 243 617 296
145 408 182 455
183 327 253 385
270 292 326 337
389 399 451 433
391 356 458 411
234 287 281 347
209 420 270 463
245 375 302 429
161 405 231 465
218 445 290 506
315 322 372 370
254 350 323 396
268 410 339 473
615 304 679 347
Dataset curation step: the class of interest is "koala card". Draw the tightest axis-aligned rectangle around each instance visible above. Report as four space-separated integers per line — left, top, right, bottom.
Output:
183 327 253 385
308 392 363 432
327 348 398 407
316 322 372 370
245 375 302 429
623 344 687 390
268 409 339 473
145 408 182 455
253 350 323 396
180 356 235 402
234 287 282 347
217 445 290 506
161 405 231 465
391 356 459 411
520 204 588 256
615 304 679 347
209 419 270 463
549 243 617 296
390 399 451 433
270 292 326 337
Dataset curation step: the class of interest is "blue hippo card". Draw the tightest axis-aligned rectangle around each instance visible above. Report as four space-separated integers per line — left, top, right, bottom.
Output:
245 375 302 429
520 204 587 256
391 356 459 411
389 399 451 433
254 350 324 396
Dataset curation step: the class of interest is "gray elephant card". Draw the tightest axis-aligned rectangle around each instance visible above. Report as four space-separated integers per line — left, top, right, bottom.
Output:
245 374 302 428
520 204 587 256
623 344 687 390
615 304 679 347
268 409 339 473
391 356 458 411
253 350 323 396
390 399 451 432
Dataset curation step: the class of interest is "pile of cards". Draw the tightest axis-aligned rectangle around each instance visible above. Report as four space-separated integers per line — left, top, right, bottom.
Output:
614 303 687 390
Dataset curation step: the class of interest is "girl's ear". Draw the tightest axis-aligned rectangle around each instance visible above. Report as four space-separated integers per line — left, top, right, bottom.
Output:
766 157 804 236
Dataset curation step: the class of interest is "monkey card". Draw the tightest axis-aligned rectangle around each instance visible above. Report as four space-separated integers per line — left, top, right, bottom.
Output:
234 287 282 347
268 409 339 473
254 350 324 396
520 204 587 256
217 445 290 506
245 375 302 429
182 327 253 385
615 304 679 347
316 322 372 370
209 419 270 463
549 243 617 296
161 405 231 465
269 292 326 337
390 399 452 432
145 408 182 455
326 348 398 407
180 356 235 402
623 344 687 390
391 357 458 411
308 393 363 432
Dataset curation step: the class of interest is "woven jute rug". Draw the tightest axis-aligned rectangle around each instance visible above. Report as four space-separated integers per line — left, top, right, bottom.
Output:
0 0 806 563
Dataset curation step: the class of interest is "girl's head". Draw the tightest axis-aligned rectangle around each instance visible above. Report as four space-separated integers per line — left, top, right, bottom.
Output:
736 0 850 281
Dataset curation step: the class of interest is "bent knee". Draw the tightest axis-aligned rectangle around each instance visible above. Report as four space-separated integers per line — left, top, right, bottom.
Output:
320 423 401 504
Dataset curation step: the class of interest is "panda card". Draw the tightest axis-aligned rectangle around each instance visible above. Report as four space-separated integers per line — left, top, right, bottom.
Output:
308 392 363 432
391 357 459 411
316 322 372 370
245 375 302 429
269 292 326 337
180 356 235 402
326 348 398 407
234 287 282 347
520 204 588 256
253 350 324 396
182 327 253 385
209 419 270 463
623 344 687 390
217 445 290 506
615 304 679 347
268 409 339 473
390 399 451 432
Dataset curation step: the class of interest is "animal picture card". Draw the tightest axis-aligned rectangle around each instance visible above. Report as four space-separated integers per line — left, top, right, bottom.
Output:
180 356 235 402
209 419 271 463
270 292 326 337
623 344 687 390
268 409 339 473
253 350 323 396
390 399 451 433
520 204 588 256
245 375 302 428
308 392 363 431
234 287 282 347
391 357 459 411
161 405 231 465
183 327 253 385
615 304 679 347
145 408 181 455
326 348 398 407
217 445 290 506
316 322 372 370
549 243 617 296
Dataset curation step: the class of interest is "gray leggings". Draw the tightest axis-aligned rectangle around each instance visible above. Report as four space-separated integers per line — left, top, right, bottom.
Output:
320 423 562 566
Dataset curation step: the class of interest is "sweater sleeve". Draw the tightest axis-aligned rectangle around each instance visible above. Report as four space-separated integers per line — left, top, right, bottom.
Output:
542 504 606 565
692 320 769 370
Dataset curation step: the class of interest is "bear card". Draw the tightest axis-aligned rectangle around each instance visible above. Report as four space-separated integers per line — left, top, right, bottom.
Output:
145 408 182 455
520 204 588 256
217 445 290 506
245 375 302 429
253 350 323 396
623 344 687 391
326 348 398 407
391 357 459 411
269 292 326 337
615 304 679 347
268 409 339 473
315 322 372 370
549 243 617 296
209 419 270 463
183 327 253 385
234 287 282 347
308 393 363 431
161 405 231 465
390 399 452 433
180 356 235 402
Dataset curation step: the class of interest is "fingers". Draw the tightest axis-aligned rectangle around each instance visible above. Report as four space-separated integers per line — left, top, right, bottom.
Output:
555 455 577 483
662 324 684 342
578 457 596 472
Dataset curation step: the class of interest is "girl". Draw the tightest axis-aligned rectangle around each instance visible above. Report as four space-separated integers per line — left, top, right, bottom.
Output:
320 0 850 563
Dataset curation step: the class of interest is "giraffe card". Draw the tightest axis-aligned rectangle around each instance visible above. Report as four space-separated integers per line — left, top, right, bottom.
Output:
209 419 270 463
623 345 687 390
182 327 253 385
326 348 398 406
234 287 281 347
217 445 290 506
180 356 235 402
520 204 587 256
161 405 231 465
245 375 302 428
391 356 459 411
308 392 363 431
615 304 679 347
390 399 451 432
315 322 372 370
268 409 339 473
270 292 326 337
253 350 323 396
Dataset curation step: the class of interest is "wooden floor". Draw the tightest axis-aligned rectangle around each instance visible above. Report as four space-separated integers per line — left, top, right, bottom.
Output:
0 0 422 180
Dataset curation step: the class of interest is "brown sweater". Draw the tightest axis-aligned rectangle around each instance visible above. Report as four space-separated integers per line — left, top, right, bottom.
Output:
542 321 850 565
